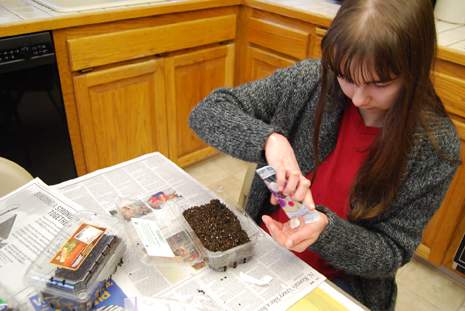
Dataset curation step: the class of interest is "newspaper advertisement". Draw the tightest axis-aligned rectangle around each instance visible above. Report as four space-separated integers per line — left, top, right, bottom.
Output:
0 179 82 305
52 152 326 310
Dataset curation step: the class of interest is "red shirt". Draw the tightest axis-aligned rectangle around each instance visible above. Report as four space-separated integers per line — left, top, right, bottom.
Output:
260 102 380 279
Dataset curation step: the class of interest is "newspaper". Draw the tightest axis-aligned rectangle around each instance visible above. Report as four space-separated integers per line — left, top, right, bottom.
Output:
53 152 327 311
0 179 82 305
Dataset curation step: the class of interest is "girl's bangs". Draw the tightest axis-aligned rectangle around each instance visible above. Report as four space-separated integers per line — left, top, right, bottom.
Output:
323 29 402 85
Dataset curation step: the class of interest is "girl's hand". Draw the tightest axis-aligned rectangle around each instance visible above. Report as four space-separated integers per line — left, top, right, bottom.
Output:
265 133 315 210
261 212 328 252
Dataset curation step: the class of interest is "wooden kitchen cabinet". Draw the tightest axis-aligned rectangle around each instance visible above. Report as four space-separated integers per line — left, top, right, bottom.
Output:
73 59 168 172
165 44 235 167
418 116 465 272
54 7 237 174
54 5 327 174
72 43 234 171
239 8 316 84
239 8 329 84
245 13 311 61
416 57 465 276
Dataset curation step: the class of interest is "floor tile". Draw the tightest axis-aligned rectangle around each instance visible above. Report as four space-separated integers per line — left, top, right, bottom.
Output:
204 175 244 208
396 262 411 278
210 153 251 172
184 154 231 186
185 154 249 207
396 287 440 311
397 258 465 310
211 154 251 182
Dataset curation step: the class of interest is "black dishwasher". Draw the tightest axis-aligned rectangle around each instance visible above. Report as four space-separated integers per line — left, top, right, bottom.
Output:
0 31 77 185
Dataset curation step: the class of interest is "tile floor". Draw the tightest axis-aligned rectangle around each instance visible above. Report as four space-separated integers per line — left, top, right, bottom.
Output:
185 153 465 311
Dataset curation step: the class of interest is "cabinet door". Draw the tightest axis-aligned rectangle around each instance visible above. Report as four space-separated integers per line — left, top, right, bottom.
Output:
73 59 168 172
165 44 235 167
416 60 465 268
245 46 296 82
417 118 465 265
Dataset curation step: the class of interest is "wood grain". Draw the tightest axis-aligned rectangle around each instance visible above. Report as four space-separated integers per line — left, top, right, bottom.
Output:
246 17 310 59
165 44 235 167
420 117 465 265
418 57 465 267
53 31 87 175
433 71 465 118
67 14 236 71
73 59 168 172
245 45 296 82
310 26 327 58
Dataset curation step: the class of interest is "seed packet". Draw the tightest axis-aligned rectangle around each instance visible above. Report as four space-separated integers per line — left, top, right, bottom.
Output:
256 165 319 229
49 223 106 271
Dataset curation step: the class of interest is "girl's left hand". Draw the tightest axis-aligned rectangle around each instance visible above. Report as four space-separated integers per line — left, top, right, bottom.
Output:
261 212 329 253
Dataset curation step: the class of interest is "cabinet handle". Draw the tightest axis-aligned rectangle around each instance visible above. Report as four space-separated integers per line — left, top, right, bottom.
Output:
79 67 94 74
315 27 327 37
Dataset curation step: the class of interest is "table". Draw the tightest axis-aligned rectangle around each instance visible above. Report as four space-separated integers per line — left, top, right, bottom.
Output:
0 152 368 310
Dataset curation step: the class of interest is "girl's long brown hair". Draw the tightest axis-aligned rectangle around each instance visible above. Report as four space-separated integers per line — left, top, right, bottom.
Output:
313 0 447 221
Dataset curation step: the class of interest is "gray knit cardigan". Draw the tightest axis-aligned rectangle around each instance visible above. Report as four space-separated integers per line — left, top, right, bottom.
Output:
189 59 460 311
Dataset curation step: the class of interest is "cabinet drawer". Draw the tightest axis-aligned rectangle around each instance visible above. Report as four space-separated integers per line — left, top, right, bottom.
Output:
246 17 310 60
67 14 236 71
434 71 465 118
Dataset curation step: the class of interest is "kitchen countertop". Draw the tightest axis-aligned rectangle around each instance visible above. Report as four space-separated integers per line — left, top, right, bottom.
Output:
0 0 241 37
436 20 465 52
0 0 464 66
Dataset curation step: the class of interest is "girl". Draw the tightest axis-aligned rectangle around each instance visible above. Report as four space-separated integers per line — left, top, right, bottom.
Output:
189 0 460 310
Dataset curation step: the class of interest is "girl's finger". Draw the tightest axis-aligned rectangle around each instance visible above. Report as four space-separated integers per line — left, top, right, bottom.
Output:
289 238 315 253
293 177 311 202
287 220 321 245
283 170 300 195
303 190 316 210
262 215 287 246
275 167 286 192
270 194 278 205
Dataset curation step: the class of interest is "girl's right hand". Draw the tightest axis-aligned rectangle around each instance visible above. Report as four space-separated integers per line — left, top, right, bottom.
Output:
264 133 315 210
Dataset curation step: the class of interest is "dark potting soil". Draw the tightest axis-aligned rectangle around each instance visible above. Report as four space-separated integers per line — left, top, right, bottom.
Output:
183 199 250 252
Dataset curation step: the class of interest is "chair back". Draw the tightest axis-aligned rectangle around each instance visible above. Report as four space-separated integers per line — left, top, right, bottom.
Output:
238 163 257 210
0 157 33 197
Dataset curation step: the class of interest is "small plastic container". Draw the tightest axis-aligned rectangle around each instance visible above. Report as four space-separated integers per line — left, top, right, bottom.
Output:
25 211 126 311
181 201 260 272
